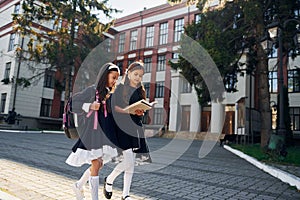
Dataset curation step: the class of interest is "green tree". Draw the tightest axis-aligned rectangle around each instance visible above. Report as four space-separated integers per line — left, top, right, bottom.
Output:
13 0 118 104
169 0 299 147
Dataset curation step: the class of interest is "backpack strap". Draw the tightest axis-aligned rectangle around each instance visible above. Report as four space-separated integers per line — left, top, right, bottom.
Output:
86 90 100 130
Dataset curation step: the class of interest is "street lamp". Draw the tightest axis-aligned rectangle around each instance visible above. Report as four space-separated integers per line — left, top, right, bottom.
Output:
267 22 286 139
266 18 300 151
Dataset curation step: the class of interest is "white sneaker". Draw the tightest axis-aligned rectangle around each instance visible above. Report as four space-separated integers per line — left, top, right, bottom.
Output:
72 182 85 200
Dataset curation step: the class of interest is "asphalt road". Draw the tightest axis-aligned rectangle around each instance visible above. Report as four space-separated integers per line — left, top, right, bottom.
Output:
0 131 299 200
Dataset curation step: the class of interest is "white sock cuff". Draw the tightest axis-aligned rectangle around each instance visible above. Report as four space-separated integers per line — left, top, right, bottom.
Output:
90 176 99 180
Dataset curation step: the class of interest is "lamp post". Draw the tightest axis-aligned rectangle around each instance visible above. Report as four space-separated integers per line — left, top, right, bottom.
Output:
266 18 300 149
270 25 286 138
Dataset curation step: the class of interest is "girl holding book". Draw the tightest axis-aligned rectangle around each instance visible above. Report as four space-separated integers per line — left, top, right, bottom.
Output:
103 61 151 200
66 63 120 200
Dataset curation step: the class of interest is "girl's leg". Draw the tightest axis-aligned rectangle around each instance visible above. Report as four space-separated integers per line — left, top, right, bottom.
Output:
77 167 91 188
89 158 103 200
106 149 135 192
73 168 90 200
122 152 136 199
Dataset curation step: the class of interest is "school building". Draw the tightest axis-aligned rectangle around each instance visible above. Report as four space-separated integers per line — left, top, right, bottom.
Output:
0 0 299 140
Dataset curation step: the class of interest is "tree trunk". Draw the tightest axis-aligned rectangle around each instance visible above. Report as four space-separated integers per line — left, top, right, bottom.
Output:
257 46 272 147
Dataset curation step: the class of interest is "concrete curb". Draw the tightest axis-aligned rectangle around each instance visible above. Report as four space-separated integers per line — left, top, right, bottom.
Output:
0 129 42 133
0 129 64 134
224 145 300 190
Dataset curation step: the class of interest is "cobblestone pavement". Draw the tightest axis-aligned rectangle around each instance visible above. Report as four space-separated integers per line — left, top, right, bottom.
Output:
0 131 300 200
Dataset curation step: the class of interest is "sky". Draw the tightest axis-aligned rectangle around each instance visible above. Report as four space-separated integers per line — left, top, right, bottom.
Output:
101 0 168 21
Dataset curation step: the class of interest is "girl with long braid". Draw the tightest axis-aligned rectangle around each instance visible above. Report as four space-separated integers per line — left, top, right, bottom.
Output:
66 63 120 200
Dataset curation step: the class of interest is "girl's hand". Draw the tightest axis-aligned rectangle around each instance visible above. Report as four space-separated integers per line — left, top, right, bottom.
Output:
90 101 100 110
134 109 144 116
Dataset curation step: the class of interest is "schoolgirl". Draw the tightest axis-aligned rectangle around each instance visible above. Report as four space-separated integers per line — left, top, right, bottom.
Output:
66 63 120 200
103 61 151 200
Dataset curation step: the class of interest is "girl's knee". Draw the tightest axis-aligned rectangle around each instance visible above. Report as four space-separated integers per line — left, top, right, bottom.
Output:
91 158 103 170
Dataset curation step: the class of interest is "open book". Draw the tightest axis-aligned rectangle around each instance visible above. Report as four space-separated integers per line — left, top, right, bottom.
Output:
123 100 157 114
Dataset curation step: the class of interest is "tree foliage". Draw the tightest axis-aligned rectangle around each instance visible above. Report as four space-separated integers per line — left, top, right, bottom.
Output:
170 0 300 147
13 0 118 101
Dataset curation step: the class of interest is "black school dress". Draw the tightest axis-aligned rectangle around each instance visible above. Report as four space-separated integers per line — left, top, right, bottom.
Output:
111 84 151 164
66 85 118 167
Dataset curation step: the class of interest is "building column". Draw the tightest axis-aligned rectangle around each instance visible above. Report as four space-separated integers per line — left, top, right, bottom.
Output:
189 99 201 132
169 72 180 132
210 102 225 134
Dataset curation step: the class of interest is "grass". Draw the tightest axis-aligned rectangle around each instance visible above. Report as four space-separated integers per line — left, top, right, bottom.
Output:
229 143 300 166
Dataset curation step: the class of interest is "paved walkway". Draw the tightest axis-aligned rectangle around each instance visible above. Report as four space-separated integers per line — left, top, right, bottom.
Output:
0 130 300 200
0 159 143 200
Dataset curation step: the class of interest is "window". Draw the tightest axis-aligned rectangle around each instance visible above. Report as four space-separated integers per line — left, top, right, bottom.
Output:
155 81 164 98
159 22 168 45
106 38 112 52
143 57 152 73
129 30 138 50
290 107 300 131
181 79 192 93
269 71 278 93
288 69 300 93
268 43 278 58
14 3 20 14
144 82 150 98
153 108 164 125
40 98 52 117
1 93 6 113
194 14 201 23
172 53 179 59
157 55 166 71
116 61 123 75
44 70 55 88
4 62 11 79
8 33 15 51
225 73 237 92
294 5 300 17
174 18 184 42
128 60 134 66
118 33 125 53
145 26 154 47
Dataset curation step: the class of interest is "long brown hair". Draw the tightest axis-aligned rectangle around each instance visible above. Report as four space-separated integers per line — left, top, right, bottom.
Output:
96 63 119 112
122 61 146 103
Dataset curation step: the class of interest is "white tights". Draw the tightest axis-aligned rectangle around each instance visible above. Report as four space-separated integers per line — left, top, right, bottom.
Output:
106 149 136 197
77 168 90 188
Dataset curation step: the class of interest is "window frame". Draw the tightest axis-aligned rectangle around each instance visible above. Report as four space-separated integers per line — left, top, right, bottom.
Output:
8 33 16 52
4 62 11 79
269 71 278 93
145 26 154 47
153 108 164 125
40 98 52 117
290 107 300 131
1 93 7 113
143 57 152 73
174 18 184 42
118 33 125 53
288 69 300 93
157 55 166 71
159 22 168 45
129 30 138 51
155 81 165 98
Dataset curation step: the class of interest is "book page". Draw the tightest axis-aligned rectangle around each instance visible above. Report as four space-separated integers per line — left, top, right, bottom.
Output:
123 100 157 114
